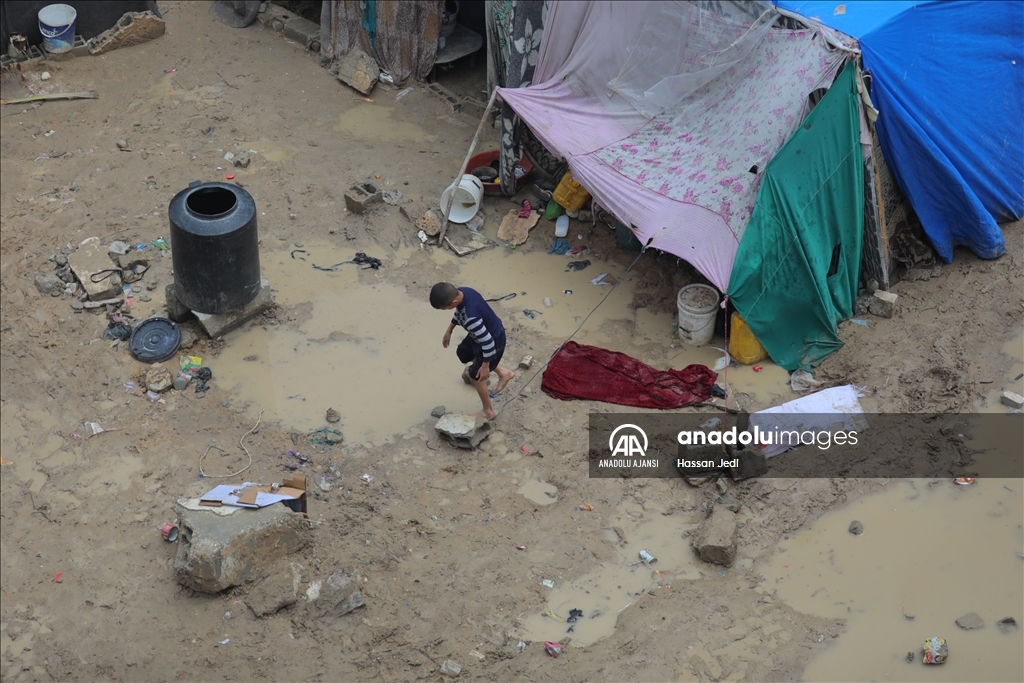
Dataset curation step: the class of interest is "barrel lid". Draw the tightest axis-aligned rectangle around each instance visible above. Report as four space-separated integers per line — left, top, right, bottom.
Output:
129 317 182 364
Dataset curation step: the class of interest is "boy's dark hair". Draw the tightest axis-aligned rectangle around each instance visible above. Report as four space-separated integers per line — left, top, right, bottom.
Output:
430 282 459 309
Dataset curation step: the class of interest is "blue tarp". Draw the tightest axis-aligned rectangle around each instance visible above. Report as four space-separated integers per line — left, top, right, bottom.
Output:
776 1 1024 262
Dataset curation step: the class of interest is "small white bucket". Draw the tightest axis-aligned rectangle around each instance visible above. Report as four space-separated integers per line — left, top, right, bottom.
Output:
39 4 77 54
677 284 720 346
440 174 484 224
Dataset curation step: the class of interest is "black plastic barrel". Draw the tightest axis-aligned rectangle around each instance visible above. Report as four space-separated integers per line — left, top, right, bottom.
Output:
168 181 261 314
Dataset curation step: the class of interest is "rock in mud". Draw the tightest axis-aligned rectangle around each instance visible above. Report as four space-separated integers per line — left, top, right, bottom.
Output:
997 617 1017 633
335 48 379 95
693 504 738 567
246 564 302 617
34 273 65 296
868 290 898 318
955 612 984 630
435 414 492 449
146 365 173 393
430 405 446 418
233 152 251 168
1000 391 1024 410
326 407 341 423
303 568 365 623
415 208 442 236
848 520 864 536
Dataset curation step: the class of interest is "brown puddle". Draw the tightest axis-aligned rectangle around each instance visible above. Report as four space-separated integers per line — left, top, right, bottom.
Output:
762 480 1023 682
975 329 1024 412
334 103 434 142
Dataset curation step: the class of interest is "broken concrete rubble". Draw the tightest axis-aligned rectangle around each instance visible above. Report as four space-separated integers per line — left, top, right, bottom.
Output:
34 273 64 296
89 11 166 56
165 283 192 323
693 504 738 567
193 279 273 338
335 48 379 95
868 290 898 318
145 365 173 393
69 237 122 301
302 568 365 624
246 563 302 617
173 502 308 594
435 414 492 449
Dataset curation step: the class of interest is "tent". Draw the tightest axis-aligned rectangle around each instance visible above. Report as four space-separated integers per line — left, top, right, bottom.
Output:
728 62 864 370
775 1 1024 263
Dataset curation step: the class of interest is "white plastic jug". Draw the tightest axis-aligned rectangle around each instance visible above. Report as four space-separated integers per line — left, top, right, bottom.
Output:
554 215 569 238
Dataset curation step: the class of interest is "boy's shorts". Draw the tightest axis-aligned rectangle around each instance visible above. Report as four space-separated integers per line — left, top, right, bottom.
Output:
456 332 506 381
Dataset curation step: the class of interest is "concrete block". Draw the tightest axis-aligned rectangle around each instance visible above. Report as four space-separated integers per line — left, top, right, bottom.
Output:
68 237 121 301
336 48 379 95
284 16 320 49
246 564 302 617
344 182 382 214
425 82 463 113
88 11 166 56
165 282 193 323
303 568 365 623
693 505 738 567
1001 391 1024 410
193 279 273 338
868 290 897 318
435 414 492 449
257 3 295 30
173 502 308 594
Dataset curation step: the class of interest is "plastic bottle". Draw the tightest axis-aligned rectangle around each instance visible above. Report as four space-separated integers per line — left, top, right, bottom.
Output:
554 215 569 238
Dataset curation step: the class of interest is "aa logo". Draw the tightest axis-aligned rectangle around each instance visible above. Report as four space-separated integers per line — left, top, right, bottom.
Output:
608 424 648 458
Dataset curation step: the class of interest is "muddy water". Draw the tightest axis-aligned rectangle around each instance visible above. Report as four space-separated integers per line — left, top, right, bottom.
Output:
522 505 704 647
334 103 434 142
975 329 1024 412
517 479 559 506
762 480 1023 682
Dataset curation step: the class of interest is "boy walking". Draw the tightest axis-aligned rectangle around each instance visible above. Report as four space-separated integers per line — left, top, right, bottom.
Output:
430 282 515 419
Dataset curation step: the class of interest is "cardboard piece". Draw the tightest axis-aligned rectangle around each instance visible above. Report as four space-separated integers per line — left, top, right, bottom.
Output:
444 230 492 256
200 473 307 516
496 210 540 245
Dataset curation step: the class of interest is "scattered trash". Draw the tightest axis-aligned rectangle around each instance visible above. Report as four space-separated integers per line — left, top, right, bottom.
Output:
326 407 341 423
516 545 528 551
1015 373 1024 381
146 390 161 402
710 384 727 399
382 189 403 206
161 523 179 542
136 243 147 250
519 355 534 369
40 71 51 81
523 309 539 319
639 550 657 566
563 290 572 295
440 659 461 676
577 503 594 511
922 636 947 664
543 297 553 308
851 319 869 326
517 200 532 219
548 239 570 255
589 272 617 286
218 639 230 646
418 230 429 243
309 428 343 445
173 376 188 391
151 237 170 251
543 642 562 658
312 252 382 271
83 422 105 437
395 87 413 101
543 608 565 622
225 174 235 180
848 520 864 535
361 474 373 483
465 212 485 232
43 130 55 137
103 320 132 341
517 640 527 653
53 572 63 583
752 365 763 372
164 68 176 74
541 579 555 588
287 449 309 463
180 355 202 371
567 608 583 623
953 476 975 486
108 240 130 255
699 417 722 429
790 369 821 392
194 366 212 393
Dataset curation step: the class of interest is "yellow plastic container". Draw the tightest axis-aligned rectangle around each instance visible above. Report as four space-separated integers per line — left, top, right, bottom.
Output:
553 171 591 213
728 312 768 365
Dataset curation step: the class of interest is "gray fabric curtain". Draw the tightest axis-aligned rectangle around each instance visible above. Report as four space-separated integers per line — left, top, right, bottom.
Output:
320 0 442 85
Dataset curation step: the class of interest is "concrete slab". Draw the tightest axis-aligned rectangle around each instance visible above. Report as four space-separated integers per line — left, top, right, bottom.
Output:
165 282 192 323
344 182 382 214
435 413 492 449
284 16 320 49
88 11 166 56
68 237 121 301
193 279 273 339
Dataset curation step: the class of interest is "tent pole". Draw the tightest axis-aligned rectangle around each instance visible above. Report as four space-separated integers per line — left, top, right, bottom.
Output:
438 87 500 247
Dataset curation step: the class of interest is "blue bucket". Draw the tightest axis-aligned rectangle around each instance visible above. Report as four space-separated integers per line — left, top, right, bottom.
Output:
38 4 77 54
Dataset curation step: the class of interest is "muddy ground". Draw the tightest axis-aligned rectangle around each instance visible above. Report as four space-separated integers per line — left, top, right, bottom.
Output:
2 3 1022 681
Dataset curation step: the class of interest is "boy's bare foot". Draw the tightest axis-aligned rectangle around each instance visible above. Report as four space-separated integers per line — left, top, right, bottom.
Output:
474 409 497 420
493 367 515 395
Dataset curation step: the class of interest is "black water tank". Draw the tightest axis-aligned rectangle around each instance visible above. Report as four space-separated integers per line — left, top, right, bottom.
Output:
168 181 261 314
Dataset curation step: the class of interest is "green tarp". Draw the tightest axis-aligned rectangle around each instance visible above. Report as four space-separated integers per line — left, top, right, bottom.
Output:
728 62 864 372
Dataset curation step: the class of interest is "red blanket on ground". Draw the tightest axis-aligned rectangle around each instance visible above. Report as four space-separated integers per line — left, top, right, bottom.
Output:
541 341 717 409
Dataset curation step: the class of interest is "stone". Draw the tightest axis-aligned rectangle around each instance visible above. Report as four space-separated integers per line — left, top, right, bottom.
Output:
997 617 1018 633
335 48 379 95
165 283 193 323
868 290 898 318
729 445 767 481
430 405 446 418
116 140 129 150
1000 391 1024 410
344 182 382 214
233 152 251 168
303 568 365 623
54 253 68 267
462 365 474 385
955 612 984 630
146 365 173 393
178 320 201 349
715 477 728 495
246 564 302 617
283 16 320 50
193 279 274 339
326 408 341 423
34 273 64 296
848 520 864 536
693 505 738 567
88 11 166 56
714 494 742 513
415 208 442 236
174 503 308 594
69 237 122 301
435 414 493 449
519 355 534 369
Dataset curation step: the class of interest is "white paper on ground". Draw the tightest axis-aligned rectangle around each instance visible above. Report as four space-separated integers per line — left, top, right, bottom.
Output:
749 385 866 459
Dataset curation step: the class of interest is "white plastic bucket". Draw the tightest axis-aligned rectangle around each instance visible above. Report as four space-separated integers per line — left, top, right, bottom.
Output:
39 4 77 54
677 284 720 346
440 174 484 224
